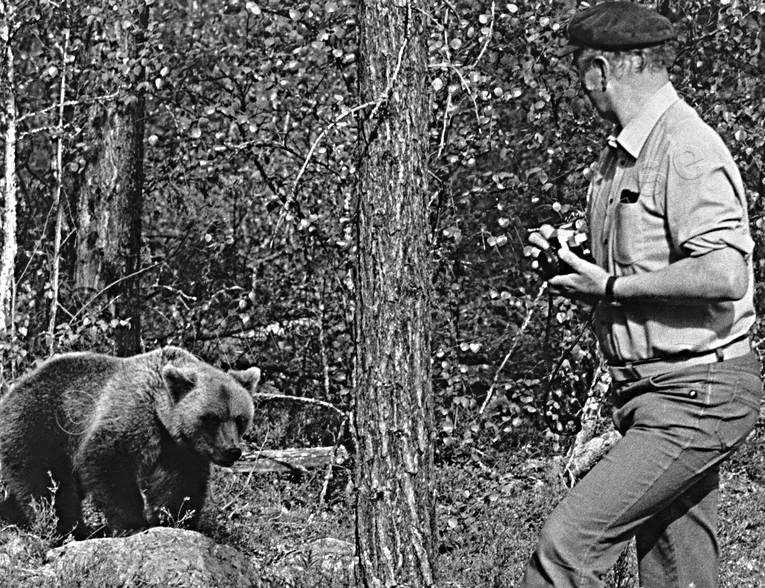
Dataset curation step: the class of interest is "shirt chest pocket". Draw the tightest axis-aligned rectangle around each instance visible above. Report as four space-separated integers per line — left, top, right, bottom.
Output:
613 189 646 265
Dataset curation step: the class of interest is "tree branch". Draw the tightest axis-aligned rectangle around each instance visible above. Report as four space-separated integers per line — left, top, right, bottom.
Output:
68 263 161 324
17 91 119 123
479 282 548 415
252 391 346 418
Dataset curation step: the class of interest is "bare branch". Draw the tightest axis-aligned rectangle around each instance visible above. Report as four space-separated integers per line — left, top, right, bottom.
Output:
17 91 119 123
251 391 346 418
470 1 495 69
290 100 376 197
436 88 452 159
479 282 548 415
18 122 76 141
68 263 161 324
291 36 409 200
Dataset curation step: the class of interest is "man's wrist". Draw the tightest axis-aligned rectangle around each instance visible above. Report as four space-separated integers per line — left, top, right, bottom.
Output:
604 275 618 301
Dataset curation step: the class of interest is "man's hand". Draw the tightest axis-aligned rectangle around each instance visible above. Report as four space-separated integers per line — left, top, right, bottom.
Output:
526 224 606 301
549 248 610 302
527 224 556 250
525 225 560 280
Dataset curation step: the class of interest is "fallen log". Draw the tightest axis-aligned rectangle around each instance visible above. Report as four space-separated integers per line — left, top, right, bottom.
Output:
227 446 349 474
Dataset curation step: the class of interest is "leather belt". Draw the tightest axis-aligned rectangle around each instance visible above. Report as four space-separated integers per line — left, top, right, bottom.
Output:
607 336 752 384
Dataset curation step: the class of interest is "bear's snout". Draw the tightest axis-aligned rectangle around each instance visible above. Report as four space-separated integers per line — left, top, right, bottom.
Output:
225 447 242 462
213 446 242 467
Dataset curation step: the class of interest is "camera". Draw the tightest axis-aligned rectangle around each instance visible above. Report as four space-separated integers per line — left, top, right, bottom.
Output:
524 222 593 280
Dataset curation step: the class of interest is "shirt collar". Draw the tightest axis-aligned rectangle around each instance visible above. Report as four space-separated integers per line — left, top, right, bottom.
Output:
614 83 679 159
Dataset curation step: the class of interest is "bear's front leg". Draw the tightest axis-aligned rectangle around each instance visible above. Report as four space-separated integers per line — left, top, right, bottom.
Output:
52 475 89 540
141 452 210 530
76 445 148 535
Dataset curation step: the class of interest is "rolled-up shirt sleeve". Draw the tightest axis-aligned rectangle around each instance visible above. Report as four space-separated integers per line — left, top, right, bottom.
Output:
664 142 754 258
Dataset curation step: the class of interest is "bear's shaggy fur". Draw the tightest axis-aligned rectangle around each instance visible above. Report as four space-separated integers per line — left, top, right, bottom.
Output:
0 346 260 538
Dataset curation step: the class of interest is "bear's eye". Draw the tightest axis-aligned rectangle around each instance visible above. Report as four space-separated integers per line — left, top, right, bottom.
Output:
235 415 247 432
201 414 220 429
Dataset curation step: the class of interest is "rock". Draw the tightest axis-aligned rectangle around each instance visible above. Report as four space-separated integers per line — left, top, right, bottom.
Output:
557 428 622 483
42 528 264 587
2 526 356 587
0 528 48 582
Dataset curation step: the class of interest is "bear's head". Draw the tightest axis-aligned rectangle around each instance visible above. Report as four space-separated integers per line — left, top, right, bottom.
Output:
160 363 260 467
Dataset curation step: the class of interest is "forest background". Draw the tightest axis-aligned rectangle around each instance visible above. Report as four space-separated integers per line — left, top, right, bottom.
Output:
0 0 764 586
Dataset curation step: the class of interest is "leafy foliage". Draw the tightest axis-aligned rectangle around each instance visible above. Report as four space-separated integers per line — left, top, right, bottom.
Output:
2 0 764 516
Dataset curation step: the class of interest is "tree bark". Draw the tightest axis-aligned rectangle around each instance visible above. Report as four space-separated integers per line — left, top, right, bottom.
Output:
75 1 148 356
353 1 436 586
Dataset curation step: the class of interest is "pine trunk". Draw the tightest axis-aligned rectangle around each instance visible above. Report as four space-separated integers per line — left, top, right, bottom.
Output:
353 1 436 586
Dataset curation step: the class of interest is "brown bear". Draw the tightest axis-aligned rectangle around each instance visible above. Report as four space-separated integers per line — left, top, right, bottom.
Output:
0 346 260 539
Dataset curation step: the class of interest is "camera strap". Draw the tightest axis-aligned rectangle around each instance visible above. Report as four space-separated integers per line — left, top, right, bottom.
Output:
541 293 596 435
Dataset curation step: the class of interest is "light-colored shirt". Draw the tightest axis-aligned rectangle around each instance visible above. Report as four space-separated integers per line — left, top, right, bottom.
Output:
588 83 755 362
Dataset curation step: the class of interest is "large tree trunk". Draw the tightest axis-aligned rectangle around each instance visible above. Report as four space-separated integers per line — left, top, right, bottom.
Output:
353 1 436 586
75 1 148 356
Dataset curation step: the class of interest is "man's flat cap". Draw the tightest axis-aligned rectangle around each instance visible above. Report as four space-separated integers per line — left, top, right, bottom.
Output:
566 1 676 51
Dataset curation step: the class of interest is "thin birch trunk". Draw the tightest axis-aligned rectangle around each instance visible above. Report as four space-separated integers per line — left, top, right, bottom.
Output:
48 24 71 354
0 2 18 367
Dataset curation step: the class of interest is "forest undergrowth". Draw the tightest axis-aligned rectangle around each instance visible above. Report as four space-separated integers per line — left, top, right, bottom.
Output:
2 416 763 588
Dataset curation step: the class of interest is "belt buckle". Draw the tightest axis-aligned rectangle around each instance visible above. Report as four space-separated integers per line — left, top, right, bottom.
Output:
624 362 642 381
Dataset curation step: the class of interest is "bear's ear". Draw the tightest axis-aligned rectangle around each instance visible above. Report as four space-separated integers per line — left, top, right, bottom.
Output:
229 366 261 394
162 365 198 401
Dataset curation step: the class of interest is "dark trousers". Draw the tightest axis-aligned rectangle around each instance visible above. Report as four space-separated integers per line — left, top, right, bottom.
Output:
520 352 762 587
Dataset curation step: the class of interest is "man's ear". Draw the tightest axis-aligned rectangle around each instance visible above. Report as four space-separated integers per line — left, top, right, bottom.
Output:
583 56 609 92
229 366 261 395
162 365 197 401
629 51 646 73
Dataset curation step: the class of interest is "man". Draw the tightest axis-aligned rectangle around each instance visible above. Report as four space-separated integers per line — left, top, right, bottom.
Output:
521 2 762 587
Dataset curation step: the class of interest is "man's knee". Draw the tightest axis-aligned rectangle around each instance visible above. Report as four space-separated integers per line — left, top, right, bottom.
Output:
523 513 588 588
536 509 579 564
